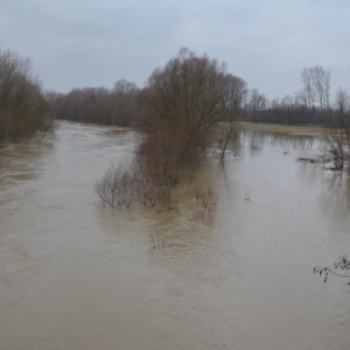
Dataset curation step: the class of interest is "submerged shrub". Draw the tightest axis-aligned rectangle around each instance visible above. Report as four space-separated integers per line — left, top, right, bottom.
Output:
192 188 217 226
95 166 138 208
95 156 177 210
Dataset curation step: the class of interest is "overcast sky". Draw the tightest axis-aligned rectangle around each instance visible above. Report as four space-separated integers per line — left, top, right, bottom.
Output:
1 0 349 99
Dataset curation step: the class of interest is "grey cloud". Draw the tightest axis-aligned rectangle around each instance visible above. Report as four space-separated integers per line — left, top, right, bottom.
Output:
1 0 349 99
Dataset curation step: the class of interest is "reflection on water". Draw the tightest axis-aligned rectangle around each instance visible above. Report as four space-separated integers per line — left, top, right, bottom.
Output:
0 135 55 187
245 130 320 151
0 122 350 350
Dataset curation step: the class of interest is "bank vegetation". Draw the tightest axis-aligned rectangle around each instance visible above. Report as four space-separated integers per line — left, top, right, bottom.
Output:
47 79 140 127
0 49 54 144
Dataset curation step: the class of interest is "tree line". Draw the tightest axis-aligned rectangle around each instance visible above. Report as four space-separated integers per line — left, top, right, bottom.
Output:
244 66 349 125
1 47 350 146
49 63 349 128
47 80 140 127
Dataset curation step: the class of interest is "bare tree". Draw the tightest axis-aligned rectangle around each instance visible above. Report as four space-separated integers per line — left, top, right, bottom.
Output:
97 48 231 210
219 74 247 161
301 66 331 110
0 49 53 143
142 48 229 162
245 67 333 125
301 68 316 109
314 66 331 110
247 88 267 120
112 79 138 95
325 87 350 170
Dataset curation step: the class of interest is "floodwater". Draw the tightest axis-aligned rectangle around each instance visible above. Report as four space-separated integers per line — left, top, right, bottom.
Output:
0 121 349 350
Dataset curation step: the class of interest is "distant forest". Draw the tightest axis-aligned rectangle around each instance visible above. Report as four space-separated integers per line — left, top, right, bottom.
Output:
47 64 348 127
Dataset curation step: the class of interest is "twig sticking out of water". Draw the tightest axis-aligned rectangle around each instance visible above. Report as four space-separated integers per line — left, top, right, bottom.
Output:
244 188 251 201
151 235 156 249
314 256 350 284
192 188 217 226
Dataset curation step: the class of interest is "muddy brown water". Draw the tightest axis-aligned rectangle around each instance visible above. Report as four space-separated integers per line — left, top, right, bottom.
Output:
0 121 350 350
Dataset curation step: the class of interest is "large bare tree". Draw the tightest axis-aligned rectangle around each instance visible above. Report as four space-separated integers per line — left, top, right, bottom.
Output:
143 48 229 160
96 49 232 210
325 87 350 170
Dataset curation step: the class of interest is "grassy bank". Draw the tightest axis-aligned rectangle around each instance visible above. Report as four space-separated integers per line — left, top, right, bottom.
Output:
228 122 325 136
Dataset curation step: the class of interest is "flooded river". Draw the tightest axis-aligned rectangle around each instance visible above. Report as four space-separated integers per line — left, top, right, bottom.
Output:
0 121 349 350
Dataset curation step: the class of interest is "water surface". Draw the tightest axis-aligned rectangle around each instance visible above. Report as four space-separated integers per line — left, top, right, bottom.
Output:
0 122 349 350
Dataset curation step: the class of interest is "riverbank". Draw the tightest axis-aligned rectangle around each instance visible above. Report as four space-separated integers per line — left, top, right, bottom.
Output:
230 122 325 136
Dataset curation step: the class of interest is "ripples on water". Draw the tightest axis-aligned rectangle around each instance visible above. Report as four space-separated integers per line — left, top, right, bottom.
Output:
0 122 349 350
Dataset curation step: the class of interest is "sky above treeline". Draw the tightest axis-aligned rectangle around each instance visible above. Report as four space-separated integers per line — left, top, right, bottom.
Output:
1 0 349 99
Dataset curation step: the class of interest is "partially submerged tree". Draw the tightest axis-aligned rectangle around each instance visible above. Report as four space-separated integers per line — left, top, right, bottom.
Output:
97 48 231 209
325 88 350 170
142 48 229 164
219 74 247 161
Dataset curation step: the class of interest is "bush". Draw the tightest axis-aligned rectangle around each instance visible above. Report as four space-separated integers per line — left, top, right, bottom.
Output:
95 166 138 208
